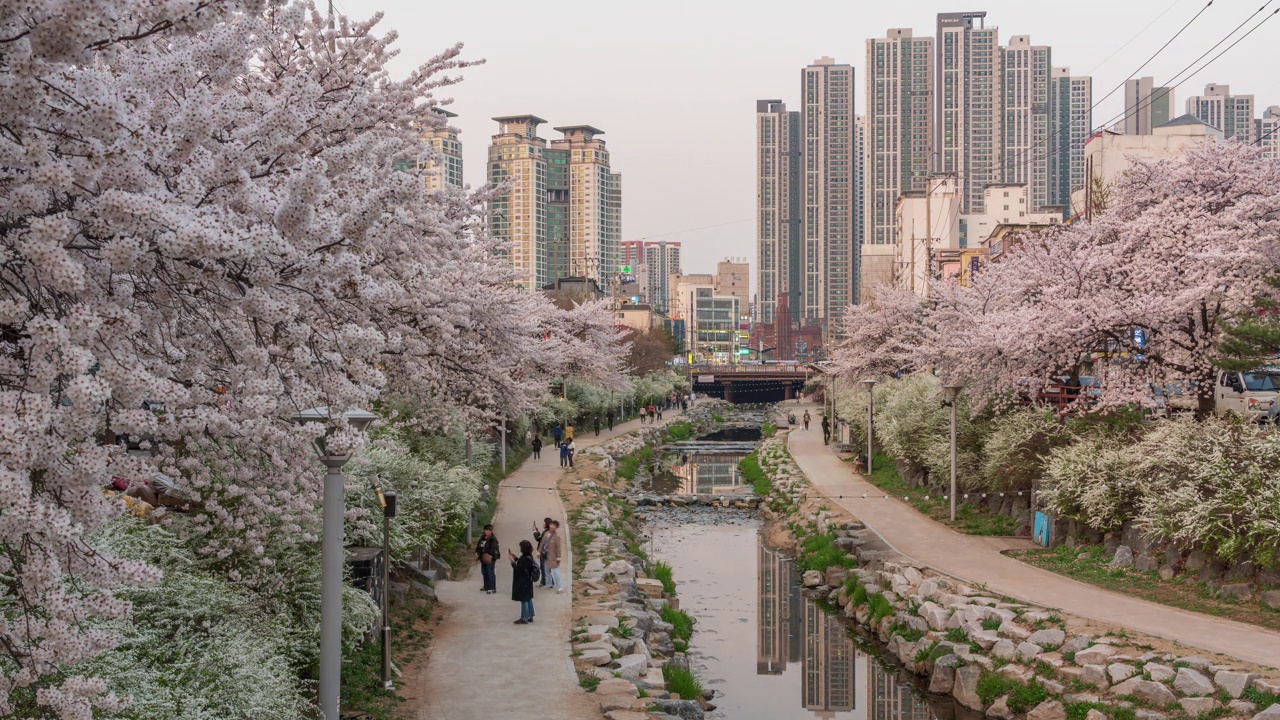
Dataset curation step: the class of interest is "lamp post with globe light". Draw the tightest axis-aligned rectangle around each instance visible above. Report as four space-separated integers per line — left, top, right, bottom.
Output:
294 406 377 720
861 380 877 473
942 384 963 522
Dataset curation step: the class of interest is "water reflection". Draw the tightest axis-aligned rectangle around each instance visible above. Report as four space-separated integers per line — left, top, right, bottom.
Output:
669 452 750 495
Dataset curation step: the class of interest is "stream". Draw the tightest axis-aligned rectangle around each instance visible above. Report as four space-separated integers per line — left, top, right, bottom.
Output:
641 427 981 719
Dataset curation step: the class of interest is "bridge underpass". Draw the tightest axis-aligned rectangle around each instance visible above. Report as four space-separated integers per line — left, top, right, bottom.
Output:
690 365 814 404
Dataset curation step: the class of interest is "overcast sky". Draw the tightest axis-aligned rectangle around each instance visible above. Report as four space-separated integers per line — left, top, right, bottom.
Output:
363 0 1277 288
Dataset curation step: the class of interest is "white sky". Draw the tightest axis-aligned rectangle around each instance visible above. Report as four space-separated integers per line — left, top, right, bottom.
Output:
364 0 1278 291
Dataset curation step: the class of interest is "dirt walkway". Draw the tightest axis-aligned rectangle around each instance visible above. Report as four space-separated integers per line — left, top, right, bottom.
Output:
413 411 682 719
786 401 1280 669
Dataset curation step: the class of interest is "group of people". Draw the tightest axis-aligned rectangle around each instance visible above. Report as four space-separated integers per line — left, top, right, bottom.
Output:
474 517 564 625
548 424 577 467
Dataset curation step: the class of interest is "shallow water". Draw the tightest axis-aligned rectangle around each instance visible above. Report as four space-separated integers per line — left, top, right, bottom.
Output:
648 519 969 720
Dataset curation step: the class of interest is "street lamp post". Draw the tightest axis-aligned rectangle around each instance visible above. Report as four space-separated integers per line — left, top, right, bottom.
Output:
380 489 397 689
942 384 963 522
295 406 378 720
861 380 877 474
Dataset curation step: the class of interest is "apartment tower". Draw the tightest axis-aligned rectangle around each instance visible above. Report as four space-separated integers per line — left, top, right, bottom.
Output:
1123 77 1176 135
802 57 858 329
641 241 682 311
756 100 802 325
1185 84 1256 143
551 126 622 286
1259 106 1280 159
1049 68 1092 214
936 12 1001 213
1001 35 1051 212
421 108 464 193
865 29 934 250
487 115 548 289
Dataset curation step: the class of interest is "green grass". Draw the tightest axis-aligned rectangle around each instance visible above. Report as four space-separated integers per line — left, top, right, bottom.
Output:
944 627 970 644
981 616 1002 631
660 606 694 642
797 533 856 573
762 421 777 438
852 583 868 607
663 421 695 442
1066 701 1113 720
976 674 1050 713
651 560 677 596
578 671 601 692
613 620 635 639
339 585 436 720
712 413 726 423
662 664 704 700
862 451 1018 536
866 592 895 623
616 446 654 482
1244 686 1280 708
739 452 769 495
1011 543 1280 633
890 621 925 643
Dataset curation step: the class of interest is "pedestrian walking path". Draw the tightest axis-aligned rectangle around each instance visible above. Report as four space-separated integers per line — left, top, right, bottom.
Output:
416 411 681 719
786 401 1280 668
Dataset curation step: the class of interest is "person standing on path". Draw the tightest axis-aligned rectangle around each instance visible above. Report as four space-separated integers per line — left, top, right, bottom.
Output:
475 524 499 594
565 438 576 469
551 424 562 448
655 404 663 421
534 518 552 588
509 541 539 624
593 415 601 437
559 440 570 467
531 435 542 459
822 415 831 445
607 410 615 431
545 520 564 594
803 410 811 430
565 424 574 442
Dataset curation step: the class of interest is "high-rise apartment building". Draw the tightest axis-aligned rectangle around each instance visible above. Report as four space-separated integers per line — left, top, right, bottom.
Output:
755 99 802 326
488 115 547 290
1124 77 1176 136
642 242 682 311
488 118 622 291
1049 68 1092 213
865 29 934 250
937 12 1001 214
1259 106 1280 160
421 108 464 192
802 57 858 329
1186 84 1256 143
1001 35 1051 212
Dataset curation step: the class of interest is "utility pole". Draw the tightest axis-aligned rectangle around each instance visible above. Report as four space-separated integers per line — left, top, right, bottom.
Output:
327 0 336 54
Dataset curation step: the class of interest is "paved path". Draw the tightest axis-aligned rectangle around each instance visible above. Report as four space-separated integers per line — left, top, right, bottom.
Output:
786 401 1280 669
417 410 683 719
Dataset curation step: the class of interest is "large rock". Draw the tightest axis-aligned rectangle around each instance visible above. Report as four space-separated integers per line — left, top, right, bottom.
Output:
993 639 1017 660
1178 657 1213 672
999 621 1032 641
1262 590 1280 610
1109 663 1138 684
1027 700 1067 720
583 614 621 629
1081 665 1110 689
1215 670 1259 699
921 602 952 631
1180 698 1220 717
613 653 648 679
1254 680 1280 695
953 665 985 711
1253 705 1280 720
1112 545 1135 567
1146 663 1176 683
651 698 705 720
577 649 614 666
635 578 665 598
1028 628 1066 649
1126 680 1179 706
803 570 825 588
972 629 1001 651
1175 668 1216 697
1061 635 1094 656
988 696 1016 720
1075 645 1117 666
1084 710 1109 720
930 661 956 694
604 560 636 578
1017 641 1043 662
597 678 641 697
603 711 648 720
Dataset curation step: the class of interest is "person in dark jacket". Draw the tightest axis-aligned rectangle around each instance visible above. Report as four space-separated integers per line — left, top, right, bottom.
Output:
531 435 542 459
475 525 499 594
551 424 563 447
509 540 538 624
533 517 552 588
822 415 831 445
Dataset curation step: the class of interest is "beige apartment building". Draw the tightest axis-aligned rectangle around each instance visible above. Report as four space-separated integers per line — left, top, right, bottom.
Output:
937 12 1002 214
865 29 933 251
1259 106 1280 159
1001 35 1052 213
1123 77 1176 136
715 258 750 313
421 108 464 193
756 99 802 326
488 115 547 290
551 126 622 285
1185 84 1256 143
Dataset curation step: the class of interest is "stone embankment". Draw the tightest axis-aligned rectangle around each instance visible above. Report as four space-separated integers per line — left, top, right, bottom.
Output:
756 430 1280 720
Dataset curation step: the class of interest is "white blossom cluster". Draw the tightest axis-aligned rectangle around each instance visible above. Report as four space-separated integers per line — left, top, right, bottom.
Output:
0 1 625 715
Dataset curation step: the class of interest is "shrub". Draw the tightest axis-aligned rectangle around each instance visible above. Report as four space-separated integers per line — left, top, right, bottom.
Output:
797 533 855 573
651 561 677 596
852 583 868 607
866 592 895 623
977 672 1017 706
662 664 703 700
977 674 1050 713
980 407 1068 492
660 606 694 642
739 452 770 495
664 421 695 442
762 421 777 438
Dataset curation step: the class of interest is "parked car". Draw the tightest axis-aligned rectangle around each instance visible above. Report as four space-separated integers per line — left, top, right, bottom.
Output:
1215 368 1280 422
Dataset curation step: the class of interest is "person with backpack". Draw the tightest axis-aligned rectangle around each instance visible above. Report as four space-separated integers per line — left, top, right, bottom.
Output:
509 540 540 624
565 438 576 469
559 440 570 468
531 434 542 460
533 517 552 588
593 415 601 437
475 524 499 594
551 424 563 447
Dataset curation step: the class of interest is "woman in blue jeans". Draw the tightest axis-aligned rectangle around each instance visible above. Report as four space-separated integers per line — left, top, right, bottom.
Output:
475 525 499 594
509 540 539 624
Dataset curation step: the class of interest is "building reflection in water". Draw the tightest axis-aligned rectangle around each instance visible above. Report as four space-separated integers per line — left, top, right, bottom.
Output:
757 541 938 720
670 452 750 495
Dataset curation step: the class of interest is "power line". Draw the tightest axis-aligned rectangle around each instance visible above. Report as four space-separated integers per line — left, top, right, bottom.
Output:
1081 0 1190 76
629 218 753 242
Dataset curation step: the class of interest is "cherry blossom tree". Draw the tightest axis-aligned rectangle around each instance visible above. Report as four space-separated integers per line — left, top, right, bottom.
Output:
830 284 926 383
1 1 624 715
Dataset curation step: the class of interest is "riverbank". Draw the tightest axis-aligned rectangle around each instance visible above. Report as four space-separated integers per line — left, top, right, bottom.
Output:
755 425 1280 720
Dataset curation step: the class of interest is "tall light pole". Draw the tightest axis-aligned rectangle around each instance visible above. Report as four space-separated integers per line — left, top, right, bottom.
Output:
295 406 378 720
943 384 963 522
861 380 877 474
380 489 397 689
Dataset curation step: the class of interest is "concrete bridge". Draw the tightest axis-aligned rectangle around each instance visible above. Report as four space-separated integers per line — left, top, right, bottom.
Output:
690 364 817 404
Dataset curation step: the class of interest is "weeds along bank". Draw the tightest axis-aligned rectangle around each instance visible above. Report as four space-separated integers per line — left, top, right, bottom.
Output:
834 375 1280 608
752 428 1280 720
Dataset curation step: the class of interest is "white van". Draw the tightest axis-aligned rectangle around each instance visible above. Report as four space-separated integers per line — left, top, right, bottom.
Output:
1215 369 1280 421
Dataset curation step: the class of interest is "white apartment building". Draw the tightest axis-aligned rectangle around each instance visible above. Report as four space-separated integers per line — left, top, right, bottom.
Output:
641 242 681 312
488 115 547 290
1123 77 1176 136
1001 36 1051 213
552 126 622 288
1185 84 1255 143
866 29 934 251
937 12 1002 214
420 108 463 193
1259 106 1280 160
755 100 801 325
